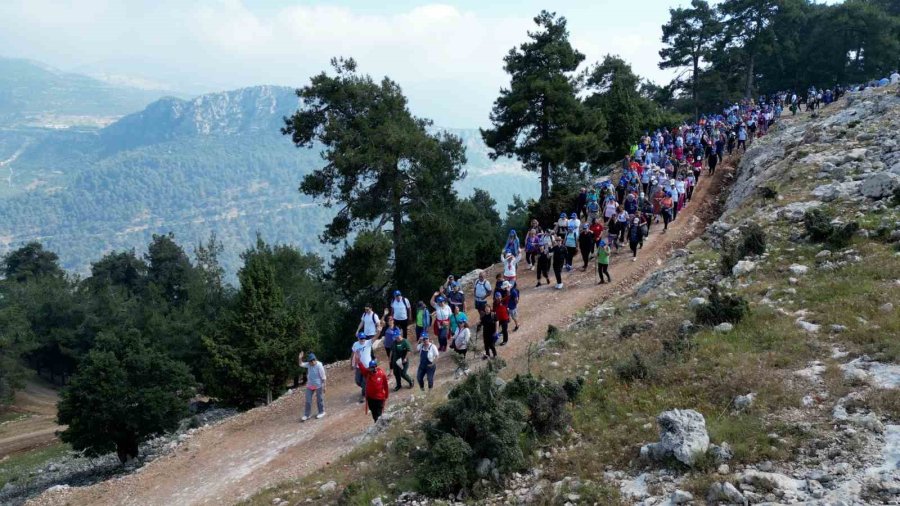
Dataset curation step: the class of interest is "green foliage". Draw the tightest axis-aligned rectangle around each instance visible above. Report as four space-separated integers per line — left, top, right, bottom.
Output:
504 374 572 436
694 286 749 326
0 305 36 405
481 10 605 200
720 223 767 274
417 434 474 497
203 237 317 408
659 0 721 117
803 209 859 248
614 352 655 383
562 376 585 402
2 242 64 283
56 329 195 463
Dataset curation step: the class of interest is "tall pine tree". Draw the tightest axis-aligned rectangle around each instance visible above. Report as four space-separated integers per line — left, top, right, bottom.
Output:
659 0 721 119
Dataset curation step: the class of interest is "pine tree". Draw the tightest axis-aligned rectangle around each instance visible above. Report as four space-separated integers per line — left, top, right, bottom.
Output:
659 0 721 119
56 329 195 463
481 11 604 201
719 0 779 98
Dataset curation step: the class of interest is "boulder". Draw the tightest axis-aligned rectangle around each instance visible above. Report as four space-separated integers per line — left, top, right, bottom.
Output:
671 490 694 504
707 482 747 505
778 201 822 222
689 297 707 308
715 322 734 333
731 260 756 277
788 264 809 275
860 172 900 199
811 181 861 202
319 481 337 494
733 393 755 411
641 409 710 466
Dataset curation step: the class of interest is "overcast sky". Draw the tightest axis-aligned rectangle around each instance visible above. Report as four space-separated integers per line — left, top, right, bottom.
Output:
4 0 719 127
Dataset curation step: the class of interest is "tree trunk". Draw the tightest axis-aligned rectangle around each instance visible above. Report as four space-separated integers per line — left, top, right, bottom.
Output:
745 52 756 99
266 388 272 405
540 161 550 201
692 55 700 121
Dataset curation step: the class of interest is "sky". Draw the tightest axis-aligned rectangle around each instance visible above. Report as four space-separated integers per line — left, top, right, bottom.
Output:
2 0 711 127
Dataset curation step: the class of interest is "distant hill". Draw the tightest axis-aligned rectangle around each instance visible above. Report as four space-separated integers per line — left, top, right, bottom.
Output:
0 57 175 127
0 84 538 277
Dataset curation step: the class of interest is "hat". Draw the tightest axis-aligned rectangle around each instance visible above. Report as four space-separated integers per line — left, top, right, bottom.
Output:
501 281 511 290
508 229 516 235
357 332 367 340
421 333 430 340
450 281 460 289
368 360 377 368
436 296 446 303
494 291 502 298
559 212 567 219
570 213 577 219
307 353 317 361
393 290 402 297
599 239 607 247
582 223 588 230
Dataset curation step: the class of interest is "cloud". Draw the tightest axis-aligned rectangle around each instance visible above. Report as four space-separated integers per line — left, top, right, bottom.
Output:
0 0 683 127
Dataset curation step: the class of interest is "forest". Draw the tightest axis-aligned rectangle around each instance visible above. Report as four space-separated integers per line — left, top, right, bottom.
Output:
1 0 897 465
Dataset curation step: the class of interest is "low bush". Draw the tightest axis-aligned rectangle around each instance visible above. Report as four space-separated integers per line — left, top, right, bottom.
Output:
562 376 585 402
757 186 778 199
694 286 748 326
505 374 572 436
720 223 767 274
417 434 473 497
803 209 858 248
614 352 654 383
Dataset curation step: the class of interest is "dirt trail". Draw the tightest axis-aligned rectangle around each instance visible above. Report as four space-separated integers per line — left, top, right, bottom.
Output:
0 380 62 458
31 158 735 506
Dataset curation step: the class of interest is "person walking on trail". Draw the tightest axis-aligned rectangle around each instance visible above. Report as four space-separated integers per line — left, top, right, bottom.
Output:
504 229 520 257
524 228 540 270
391 332 414 391
661 192 674 232
480 306 498 360
535 237 552 287
493 290 511 346
501 251 519 282
578 223 595 271
473 272 493 318
389 291 411 341
564 224 578 272
551 235 567 290
554 212 568 239
507 281 520 332
596 239 612 284
351 332 375 403
416 335 439 392
298 352 326 421
359 360 389 422
414 300 431 342
447 281 465 313
382 317 400 365
450 320 471 378
430 292 452 352
356 304 381 340
628 216 645 261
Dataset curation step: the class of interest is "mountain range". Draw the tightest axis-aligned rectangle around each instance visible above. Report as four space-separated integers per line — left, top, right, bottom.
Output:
0 58 537 277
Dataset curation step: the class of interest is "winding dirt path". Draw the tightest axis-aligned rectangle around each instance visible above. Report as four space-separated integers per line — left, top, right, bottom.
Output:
30 157 736 506
0 380 61 458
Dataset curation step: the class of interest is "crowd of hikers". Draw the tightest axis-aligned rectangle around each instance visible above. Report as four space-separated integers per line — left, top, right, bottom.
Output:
295 81 879 423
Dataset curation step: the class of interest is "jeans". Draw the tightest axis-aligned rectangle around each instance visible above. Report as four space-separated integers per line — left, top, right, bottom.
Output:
417 363 436 389
392 359 413 388
303 388 324 418
354 368 366 398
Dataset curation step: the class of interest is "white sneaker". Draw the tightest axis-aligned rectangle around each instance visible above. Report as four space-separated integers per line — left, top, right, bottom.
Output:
316 412 326 419
555 283 563 290
301 416 309 422
632 257 637 262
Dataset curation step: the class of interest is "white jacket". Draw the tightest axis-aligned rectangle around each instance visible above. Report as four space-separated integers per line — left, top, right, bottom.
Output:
501 253 519 278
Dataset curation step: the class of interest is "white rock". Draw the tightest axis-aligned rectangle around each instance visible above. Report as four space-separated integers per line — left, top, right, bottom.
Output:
879 302 894 313
648 409 710 466
789 264 809 275
734 393 755 411
319 481 337 494
740 470 807 493
707 481 747 505
778 201 823 222
689 297 707 308
671 489 694 504
715 322 734 333
732 260 757 277
796 318 821 333
860 172 900 199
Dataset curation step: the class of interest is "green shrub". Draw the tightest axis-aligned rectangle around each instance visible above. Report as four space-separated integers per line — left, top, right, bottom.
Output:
418 435 473 497
614 352 653 383
562 376 585 402
803 209 858 248
694 286 749 326
757 186 778 199
892 187 900 207
720 223 767 274
505 374 572 436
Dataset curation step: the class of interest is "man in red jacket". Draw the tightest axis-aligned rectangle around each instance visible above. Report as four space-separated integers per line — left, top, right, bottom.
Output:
360 360 390 422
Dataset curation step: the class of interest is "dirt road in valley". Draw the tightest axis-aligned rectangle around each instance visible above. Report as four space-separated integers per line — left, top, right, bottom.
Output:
0 380 61 458
31 157 735 506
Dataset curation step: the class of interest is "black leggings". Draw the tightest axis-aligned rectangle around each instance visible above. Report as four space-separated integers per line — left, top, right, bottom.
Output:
580 247 591 268
392 361 413 388
537 257 550 282
663 210 672 230
566 247 576 266
526 250 537 266
499 320 509 344
630 241 640 258
553 264 563 284
483 334 497 357
367 398 384 422
597 262 611 283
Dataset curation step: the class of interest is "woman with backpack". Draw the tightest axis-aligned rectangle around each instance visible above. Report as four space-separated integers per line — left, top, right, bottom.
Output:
480 306 498 360
450 321 470 377
524 228 540 270
578 223 595 271
416 336 439 392
550 235 567 290
430 293 452 352
564 224 578 272
493 291 510 346
414 300 431 342
628 216 644 261
661 192 675 232
535 236 552 287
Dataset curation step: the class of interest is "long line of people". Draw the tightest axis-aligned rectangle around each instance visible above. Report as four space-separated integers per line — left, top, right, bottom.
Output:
297 91 805 423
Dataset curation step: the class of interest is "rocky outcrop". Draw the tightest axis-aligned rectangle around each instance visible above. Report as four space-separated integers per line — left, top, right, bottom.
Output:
640 409 710 466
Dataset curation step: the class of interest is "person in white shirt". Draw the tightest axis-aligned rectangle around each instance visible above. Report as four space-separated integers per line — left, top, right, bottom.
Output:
416 335 439 391
351 332 374 403
501 251 519 282
389 290 411 340
450 321 470 378
891 71 900 85
356 303 381 339
473 272 492 317
298 352 326 421
430 293 453 352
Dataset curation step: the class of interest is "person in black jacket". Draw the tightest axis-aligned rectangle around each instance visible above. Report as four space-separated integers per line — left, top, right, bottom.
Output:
627 216 645 261
577 224 595 271
535 236 552 287
550 236 567 290
480 306 498 360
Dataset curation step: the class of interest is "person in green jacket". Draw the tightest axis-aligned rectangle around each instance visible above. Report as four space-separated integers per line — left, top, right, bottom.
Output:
391 333 415 391
596 239 612 284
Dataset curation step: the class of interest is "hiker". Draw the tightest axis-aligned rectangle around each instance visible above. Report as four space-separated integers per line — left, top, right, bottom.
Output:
501 250 519 282
661 192 674 232
430 292 452 352
414 300 431 342
524 227 540 270
554 212 568 239
450 320 470 377
298 352 326 421
507 281 520 332
356 303 381 340
382 316 400 364
359 360 389 422
480 305 498 360
564 224 578 271
416 335 439 391
535 236 552 287
390 332 414 391
473 271 492 317
447 281 465 313
628 216 645 261
493 290 510 345
596 239 612 284
351 332 374 403
550 235 567 290
504 229 520 257
578 223 594 271
389 290 412 341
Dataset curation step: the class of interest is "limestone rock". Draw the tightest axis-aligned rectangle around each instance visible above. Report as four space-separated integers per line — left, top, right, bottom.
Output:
731 260 756 277
319 481 337 494
789 264 809 275
734 393 755 411
707 481 747 505
860 172 900 199
642 409 710 466
715 322 734 333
